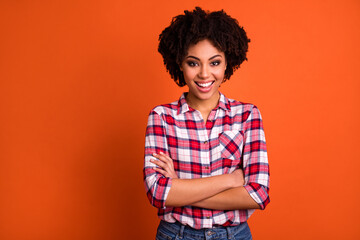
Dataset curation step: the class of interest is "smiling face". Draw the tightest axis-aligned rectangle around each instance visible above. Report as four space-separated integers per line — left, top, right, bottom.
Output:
180 39 226 108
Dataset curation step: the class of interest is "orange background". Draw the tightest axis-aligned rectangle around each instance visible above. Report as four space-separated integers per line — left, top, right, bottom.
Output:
0 0 359 239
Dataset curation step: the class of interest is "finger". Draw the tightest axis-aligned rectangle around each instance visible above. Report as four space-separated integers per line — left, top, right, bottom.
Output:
152 153 176 174
159 152 173 162
153 152 167 160
157 152 174 167
153 153 171 164
150 159 167 169
153 167 169 177
159 151 171 158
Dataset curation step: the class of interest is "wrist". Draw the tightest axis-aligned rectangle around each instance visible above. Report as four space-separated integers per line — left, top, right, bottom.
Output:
229 171 244 188
229 173 240 188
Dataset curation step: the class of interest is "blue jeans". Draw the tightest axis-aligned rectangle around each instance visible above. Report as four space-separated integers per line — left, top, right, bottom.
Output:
156 220 252 240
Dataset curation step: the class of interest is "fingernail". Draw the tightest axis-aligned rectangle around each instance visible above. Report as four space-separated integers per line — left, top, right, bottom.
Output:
152 153 157 156
159 151 163 154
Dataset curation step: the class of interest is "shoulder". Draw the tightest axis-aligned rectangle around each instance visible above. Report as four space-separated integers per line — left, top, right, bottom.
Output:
225 97 263 122
227 97 258 113
149 99 179 117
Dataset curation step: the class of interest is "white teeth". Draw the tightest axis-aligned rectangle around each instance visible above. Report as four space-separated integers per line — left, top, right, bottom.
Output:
197 82 213 87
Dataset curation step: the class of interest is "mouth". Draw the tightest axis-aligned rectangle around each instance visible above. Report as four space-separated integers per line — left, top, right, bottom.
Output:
195 81 215 88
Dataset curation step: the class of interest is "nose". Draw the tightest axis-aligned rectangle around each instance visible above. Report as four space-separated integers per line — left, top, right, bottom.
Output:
198 64 210 79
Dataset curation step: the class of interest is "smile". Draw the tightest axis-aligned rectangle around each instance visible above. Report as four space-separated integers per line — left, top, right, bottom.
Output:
195 81 215 88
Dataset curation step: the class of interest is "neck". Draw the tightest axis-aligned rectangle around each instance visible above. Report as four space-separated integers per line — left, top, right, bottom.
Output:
185 91 220 112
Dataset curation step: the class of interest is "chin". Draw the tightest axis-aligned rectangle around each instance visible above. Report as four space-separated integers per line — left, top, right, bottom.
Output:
195 90 219 100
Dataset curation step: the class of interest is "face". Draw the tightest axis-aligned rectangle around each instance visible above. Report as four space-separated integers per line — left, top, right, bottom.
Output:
180 39 226 106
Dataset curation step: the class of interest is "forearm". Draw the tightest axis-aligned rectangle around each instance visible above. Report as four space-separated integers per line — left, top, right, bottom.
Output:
191 187 260 210
165 174 238 207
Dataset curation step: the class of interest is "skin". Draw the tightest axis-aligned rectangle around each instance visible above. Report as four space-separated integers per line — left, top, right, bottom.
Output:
180 39 225 122
151 39 260 210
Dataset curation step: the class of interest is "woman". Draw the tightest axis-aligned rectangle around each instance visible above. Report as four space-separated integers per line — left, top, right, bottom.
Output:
144 7 270 240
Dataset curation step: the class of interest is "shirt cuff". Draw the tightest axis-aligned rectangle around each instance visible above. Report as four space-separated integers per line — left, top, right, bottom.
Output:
244 183 270 210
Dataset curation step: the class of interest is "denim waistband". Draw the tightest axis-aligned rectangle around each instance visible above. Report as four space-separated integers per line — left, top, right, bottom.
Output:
158 220 249 239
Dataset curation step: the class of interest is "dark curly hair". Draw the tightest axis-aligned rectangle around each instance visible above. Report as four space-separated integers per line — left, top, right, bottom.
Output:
158 7 250 87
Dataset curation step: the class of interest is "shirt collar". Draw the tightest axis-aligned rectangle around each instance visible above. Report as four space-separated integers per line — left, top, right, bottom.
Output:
177 92 230 115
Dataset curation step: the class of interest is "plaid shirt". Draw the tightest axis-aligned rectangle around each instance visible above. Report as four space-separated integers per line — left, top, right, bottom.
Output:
144 92 270 229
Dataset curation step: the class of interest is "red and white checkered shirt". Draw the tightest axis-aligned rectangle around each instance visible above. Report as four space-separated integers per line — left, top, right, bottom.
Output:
144 92 270 229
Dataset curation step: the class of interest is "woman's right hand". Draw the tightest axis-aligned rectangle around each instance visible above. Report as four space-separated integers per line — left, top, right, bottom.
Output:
150 152 179 179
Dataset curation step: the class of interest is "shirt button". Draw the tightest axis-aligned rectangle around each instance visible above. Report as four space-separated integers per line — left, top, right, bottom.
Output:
204 141 208 144
205 166 209 170
206 216 210 219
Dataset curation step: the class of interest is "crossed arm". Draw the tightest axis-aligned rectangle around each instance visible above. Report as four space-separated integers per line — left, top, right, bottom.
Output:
150 152 260 210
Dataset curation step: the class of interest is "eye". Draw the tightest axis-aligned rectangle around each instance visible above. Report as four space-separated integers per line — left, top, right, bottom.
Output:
186 61 198 67
210 60 221 66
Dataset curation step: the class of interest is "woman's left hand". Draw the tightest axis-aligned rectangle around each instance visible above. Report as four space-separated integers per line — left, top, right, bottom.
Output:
150 152 178 179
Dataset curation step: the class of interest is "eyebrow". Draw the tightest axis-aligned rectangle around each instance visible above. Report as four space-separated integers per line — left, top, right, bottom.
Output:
185 54 223 61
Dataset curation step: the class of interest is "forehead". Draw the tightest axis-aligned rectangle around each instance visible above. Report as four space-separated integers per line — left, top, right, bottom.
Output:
186 39 224 58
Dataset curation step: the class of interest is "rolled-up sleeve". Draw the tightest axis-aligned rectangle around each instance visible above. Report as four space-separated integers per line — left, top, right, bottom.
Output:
143 109 172 209
242 106 270 210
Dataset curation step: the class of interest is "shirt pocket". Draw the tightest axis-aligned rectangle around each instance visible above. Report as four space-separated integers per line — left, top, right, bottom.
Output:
218 130 244 163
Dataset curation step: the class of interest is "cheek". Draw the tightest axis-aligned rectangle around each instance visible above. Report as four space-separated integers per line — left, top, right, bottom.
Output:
214 69 226 80
183 69 196 82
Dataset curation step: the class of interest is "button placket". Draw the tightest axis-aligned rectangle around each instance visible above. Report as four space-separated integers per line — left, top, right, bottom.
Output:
203 140 210 174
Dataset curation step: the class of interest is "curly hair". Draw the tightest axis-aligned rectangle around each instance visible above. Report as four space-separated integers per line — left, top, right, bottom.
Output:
158 7 250 87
